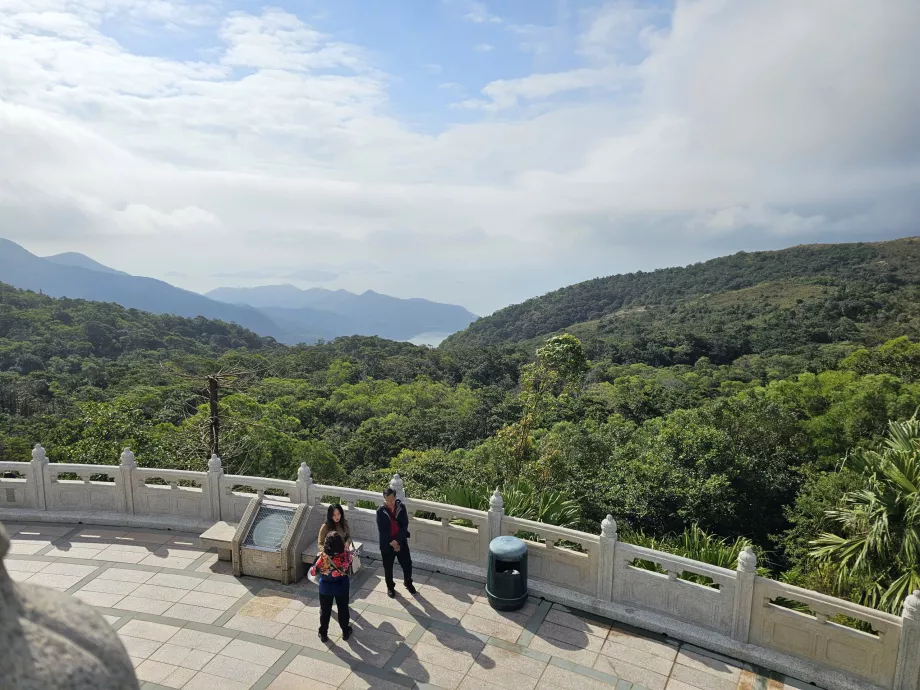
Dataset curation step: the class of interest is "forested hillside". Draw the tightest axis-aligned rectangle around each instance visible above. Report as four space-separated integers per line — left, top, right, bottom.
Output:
2 269 920 615
443 238 920 364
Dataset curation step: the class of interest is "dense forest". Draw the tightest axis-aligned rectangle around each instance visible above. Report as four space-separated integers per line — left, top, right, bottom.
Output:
444 237 920 363
2 238 920 616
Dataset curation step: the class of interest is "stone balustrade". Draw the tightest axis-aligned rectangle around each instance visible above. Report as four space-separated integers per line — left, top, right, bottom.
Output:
2 444 920 690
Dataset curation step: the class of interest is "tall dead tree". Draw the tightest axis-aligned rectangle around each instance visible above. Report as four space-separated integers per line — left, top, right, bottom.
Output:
167 367 264 461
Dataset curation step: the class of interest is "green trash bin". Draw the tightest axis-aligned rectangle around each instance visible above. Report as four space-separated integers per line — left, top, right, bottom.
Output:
486 536 528 611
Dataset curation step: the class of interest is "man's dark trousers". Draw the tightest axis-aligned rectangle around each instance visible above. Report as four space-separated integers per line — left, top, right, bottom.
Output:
381 544 413 590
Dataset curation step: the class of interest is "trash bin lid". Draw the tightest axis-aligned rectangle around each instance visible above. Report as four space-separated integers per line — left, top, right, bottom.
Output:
489 536 528 560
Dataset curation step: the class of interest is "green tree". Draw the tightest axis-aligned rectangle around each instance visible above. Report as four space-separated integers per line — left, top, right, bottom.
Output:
810 417 920 613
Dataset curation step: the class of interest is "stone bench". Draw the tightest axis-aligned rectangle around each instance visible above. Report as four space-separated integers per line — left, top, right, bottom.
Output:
199 521 236 561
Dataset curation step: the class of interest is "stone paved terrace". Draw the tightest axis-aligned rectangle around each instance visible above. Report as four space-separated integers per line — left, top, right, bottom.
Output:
4 522 814 690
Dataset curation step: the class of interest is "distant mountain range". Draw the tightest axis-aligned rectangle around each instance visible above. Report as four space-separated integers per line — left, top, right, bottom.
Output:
207 286 478 344
0 239 478 345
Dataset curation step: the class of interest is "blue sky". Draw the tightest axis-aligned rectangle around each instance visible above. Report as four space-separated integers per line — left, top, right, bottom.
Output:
1 0 918 314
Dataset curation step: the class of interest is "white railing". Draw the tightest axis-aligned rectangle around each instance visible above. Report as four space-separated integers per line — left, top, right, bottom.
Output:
2 443 920 690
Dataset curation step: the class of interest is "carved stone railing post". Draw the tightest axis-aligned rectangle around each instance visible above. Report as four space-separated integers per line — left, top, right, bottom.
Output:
894 590 920 690
731 545 757 642
488 489 504 544
29 444 48 511
597 514 617 601
390 474 405 501
205 454 223 521
296 463 312 505
119 448 136 515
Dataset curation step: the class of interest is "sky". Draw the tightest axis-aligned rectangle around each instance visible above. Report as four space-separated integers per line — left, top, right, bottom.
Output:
1 0 919 316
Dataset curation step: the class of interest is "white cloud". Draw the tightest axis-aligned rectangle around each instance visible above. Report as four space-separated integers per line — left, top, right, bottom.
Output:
472 42 493 53
457 66 629 111
464 1 501 24
1 0 919 314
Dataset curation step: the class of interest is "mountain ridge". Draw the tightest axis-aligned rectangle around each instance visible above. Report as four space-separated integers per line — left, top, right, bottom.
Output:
0 239 284 338
442 236 920 361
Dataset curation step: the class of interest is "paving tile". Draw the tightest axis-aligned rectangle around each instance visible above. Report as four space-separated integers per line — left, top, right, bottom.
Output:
118 531 175 545
119 619 184 642
115 596 173 615
466 661 540 690
25 572 86 590
594 654 667 690
8 541 51 555
527 635 599 667
8 569 32 582
41 546 104 559
267 672 338 690
96 549 148 564
669 663 738 690
395 655 466 689
179 590 242 611
458 678 507 690
225 613 287 638
98 567 156 584
148 573 204 590
329 638 395 668
676 647 744 675
604 629 678 661
534 622 606 651
195 578 251 598
220 638 287 666
476 644 547 678
135 659 179 684
417 627 485 655
182 671 251 690
338 672 409 690
163 602 223 624
140 555 198 569
596 638 673 677
169 627 234 654
357 610 419 637
411 641 477 673
161 666 199 688
80 578 140 595
132 584 189 602
460 613 524 643
274 625 327 649
3 559 48 573
536 664 618 690
118 635 163 660
543 608 610 638
72 590 125 607
103 615 122 625
39 562 99 577
103 543 156 555
664 680 702 690
281 655 352 685
465 602 533 626
201 654 269 685
241 600 288 621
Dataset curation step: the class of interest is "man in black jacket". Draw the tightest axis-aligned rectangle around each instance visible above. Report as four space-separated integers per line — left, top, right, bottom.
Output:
376 488 416 598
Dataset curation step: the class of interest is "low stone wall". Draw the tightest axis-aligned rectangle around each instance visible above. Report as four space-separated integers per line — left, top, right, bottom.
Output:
3 443 920 690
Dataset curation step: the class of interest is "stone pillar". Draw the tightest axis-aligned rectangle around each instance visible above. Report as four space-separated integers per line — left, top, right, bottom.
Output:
296 463 312 505
597 515 617 601
206 454 223 522
389 474 406 501
119 448 136 515
731 545 758 642
488 488 504 543
29 444 49 511
894 590 920 690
